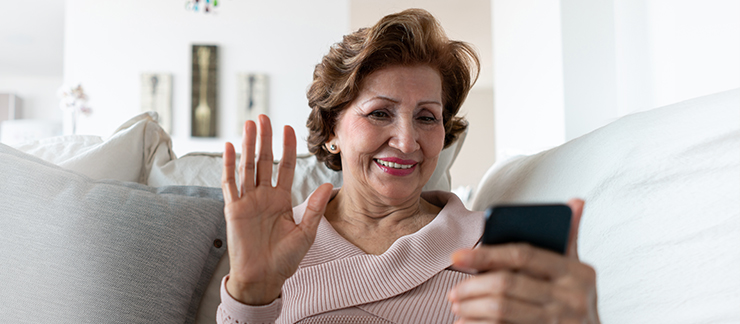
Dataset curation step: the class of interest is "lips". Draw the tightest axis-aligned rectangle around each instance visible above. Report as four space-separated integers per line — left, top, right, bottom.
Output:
375 159 414 169
374 158 417 176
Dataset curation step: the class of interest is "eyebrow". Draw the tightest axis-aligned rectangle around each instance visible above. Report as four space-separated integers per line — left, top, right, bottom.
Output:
369 95 443 107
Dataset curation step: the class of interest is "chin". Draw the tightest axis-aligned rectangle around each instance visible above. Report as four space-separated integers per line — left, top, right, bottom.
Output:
373 183 424 202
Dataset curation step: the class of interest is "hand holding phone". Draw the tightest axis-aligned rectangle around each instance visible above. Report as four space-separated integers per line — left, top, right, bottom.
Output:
451 201 599 323
482 204 572 255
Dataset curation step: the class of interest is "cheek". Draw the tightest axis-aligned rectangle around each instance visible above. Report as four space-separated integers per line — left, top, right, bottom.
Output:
338 120 382 154
423 126 447 158
420 125 445 160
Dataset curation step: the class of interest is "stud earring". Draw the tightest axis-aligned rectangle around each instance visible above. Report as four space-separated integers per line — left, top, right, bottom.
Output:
326 143 338 153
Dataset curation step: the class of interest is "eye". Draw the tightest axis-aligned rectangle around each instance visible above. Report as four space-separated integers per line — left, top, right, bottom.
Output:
416 110 440 123
368 110 390 119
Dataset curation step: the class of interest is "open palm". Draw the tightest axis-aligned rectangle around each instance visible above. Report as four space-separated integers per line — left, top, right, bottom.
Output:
221 115 333 305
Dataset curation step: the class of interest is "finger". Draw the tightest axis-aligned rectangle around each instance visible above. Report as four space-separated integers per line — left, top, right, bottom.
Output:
276 125 297 192
452 319 493 324
556 319 586 324
452 296 545 323
221 142 239 203
566 198 585 259
255 115 274 187
550 282 595 318
299 183 333 237
239 120 257 192
449 271 553 305
452 244 570 280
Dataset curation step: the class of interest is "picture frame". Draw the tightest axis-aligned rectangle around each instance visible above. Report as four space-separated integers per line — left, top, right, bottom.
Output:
140 73 173 134
236 73 269 134
191 45 218 137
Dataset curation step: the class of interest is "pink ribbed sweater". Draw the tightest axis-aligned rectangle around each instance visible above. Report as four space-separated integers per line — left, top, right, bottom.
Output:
217 190 484 324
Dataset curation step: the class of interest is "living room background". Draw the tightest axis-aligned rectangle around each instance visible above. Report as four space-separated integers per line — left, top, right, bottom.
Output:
1 0 738 191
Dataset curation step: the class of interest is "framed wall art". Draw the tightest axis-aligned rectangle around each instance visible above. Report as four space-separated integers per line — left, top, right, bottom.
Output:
236 73 269 134
140 73 172 134
191 45 218 137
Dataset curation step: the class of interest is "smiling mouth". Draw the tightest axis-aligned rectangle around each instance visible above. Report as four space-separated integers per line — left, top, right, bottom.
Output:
374 159 415 169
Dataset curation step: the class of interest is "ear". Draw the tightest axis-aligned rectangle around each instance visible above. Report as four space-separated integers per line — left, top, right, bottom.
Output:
325 134 340 153
565 198 585 260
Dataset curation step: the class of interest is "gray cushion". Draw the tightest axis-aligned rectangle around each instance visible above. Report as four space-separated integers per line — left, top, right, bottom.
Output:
0 143 226 324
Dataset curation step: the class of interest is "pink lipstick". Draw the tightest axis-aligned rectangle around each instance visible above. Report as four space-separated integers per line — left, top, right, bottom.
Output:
374 158 417 176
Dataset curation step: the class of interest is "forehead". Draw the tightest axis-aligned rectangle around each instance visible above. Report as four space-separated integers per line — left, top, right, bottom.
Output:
357 64 443 100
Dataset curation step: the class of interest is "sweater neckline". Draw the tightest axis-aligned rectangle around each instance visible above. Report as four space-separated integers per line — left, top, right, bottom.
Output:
283 190 483 323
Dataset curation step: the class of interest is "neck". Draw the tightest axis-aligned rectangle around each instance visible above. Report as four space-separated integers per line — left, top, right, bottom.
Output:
324 186 441 254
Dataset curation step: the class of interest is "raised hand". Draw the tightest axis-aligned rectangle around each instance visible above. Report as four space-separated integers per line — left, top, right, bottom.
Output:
221 115 333 305
448 199 600 323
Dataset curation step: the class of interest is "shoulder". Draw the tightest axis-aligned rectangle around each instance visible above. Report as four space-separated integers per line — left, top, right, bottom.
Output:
421 190 475 215
419 190 484 246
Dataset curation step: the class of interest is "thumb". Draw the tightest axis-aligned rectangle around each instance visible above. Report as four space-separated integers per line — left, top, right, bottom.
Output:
566 198 585 260
299 183 334 234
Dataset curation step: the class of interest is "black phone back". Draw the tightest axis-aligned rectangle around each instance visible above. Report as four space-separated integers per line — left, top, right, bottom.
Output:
482 204 572 255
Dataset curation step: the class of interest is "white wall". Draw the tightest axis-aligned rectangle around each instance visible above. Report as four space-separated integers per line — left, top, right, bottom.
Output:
0 0 65 124
645 0 740 109
0 0 64 77
0 76 64 120
491 0 566 160
561 0 740 141
561 0 619 141
614 0 653 117
64 0 349 155
493 0 740 159
6 0 739 188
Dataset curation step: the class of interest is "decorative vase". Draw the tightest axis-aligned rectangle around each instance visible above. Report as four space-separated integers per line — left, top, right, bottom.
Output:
63 108 77 135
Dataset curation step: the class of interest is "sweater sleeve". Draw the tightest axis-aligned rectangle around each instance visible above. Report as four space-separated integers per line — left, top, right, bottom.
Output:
217 275 283 324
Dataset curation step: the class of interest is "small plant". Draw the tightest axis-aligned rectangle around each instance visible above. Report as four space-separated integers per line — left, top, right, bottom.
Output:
57 83 92 116
58 83 92 135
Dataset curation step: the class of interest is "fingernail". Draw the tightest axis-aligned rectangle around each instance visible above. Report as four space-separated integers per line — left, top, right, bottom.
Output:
448 289 456 301
451 302 459 314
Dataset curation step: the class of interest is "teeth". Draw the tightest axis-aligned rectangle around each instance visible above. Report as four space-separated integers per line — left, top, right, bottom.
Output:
376 159 414 169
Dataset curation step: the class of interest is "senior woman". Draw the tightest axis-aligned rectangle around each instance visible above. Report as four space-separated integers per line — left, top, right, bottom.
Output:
218 9 600 324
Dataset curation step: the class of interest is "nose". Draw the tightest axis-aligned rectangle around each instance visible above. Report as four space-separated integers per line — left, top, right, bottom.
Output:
388 116 420 153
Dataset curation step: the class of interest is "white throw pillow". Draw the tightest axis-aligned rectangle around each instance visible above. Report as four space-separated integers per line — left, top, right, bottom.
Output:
471 89 740 322
12 111 171 184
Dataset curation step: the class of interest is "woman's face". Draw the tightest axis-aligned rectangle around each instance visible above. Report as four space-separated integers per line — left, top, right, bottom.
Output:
331 64 446 203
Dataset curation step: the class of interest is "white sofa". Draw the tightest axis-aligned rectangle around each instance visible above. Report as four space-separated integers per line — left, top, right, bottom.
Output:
1 88 737 323
471 88 740 323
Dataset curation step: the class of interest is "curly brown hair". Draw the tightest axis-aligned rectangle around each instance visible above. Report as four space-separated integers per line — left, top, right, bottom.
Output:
306 8 480 171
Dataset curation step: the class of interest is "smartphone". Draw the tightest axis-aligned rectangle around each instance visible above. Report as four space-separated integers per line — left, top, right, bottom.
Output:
482 204 572 255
